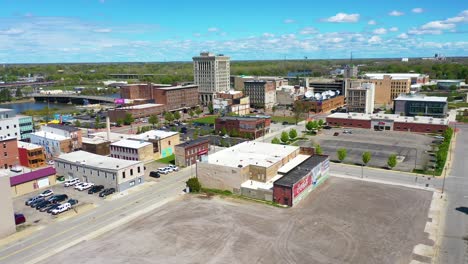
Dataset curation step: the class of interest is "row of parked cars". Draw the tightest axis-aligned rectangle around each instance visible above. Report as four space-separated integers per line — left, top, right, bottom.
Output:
156 165 179 175
64 178 115 197
25 190 78 215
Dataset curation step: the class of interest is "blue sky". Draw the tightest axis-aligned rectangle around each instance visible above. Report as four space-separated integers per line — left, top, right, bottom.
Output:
0 0 466 63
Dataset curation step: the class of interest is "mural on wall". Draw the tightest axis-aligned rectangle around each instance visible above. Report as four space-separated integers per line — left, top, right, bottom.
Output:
161 147 173 158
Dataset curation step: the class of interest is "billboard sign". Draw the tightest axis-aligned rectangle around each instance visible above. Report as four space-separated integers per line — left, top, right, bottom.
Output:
114 98 125 104
293 175 312 198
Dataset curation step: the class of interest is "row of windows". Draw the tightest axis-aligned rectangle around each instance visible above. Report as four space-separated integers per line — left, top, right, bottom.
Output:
110 154 139 161
0 124 17 130
110 146 138 154
58 162 142 179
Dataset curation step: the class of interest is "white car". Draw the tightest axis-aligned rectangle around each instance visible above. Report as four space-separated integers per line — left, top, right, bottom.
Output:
51 203 71 215
64 178 80 187
157 168 170 175
39 189 54 197
76 182 94 191
168 165 179 171
434 135 444 140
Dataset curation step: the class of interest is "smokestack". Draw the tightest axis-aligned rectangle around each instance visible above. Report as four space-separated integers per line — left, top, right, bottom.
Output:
106 116 111 141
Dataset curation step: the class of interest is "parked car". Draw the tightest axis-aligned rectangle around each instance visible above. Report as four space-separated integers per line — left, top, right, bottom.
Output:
14 213 26 225
29 197 45 207
157 168 170 175
47 160 55 165
180 127 188 134
333 132 340 136
64 178 80 187
67 199 79 206
323 125 332 130
51 203 71 215
74 182 87 190
168 165 179 171
222 134 230 139
39 189 54 197
282 121 289 125
434 135 444 140
149 171 160 178
35 200 52 210
25 196 42 206
88 185 104 194
77 182 94 191
343 130 352 134
48 194 69 204
99 188 116 198
46 203 62 213
40 203 58 212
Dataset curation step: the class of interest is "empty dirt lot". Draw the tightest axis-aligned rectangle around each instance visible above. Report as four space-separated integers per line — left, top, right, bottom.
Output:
44 178 433 264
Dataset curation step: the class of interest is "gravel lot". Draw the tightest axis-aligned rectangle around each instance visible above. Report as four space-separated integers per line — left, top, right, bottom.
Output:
44 177 433 264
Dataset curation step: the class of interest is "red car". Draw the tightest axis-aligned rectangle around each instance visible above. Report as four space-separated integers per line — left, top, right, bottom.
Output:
14 213 26 225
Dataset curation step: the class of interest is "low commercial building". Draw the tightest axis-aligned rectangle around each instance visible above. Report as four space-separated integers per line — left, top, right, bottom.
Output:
215 116 271 139
29 131 72 159
393 94 448 118
18 141 46 168
89 131 131 143
436 80 462 90
244 80 276 109
110 139 153 162
306 78 346 97
295 95 345 114
55 151 144 192
108 103 165 122
174 138 210 167
82 137 111 156
0 136 19 169
347 83 375 114
213 90 250 115
129 130 180 160
41 124 82 151
273 155 329 207
9 166 57 197
326 112 448 133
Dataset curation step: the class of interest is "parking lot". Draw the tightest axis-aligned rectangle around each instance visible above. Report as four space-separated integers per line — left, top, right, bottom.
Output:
43 177 433 264
307 127 437 171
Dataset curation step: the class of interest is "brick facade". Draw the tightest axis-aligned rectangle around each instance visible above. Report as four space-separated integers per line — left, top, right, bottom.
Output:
296 95 345 114
153 85 199 111
215 116 271 139
0 138 18 169
325 117 372 129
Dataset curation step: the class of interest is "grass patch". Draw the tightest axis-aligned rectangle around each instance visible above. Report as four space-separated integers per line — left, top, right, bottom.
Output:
201 188 285 208
449 102 468 109
270 116 304 124
157 154 175 164
412 169 440 176
192 115 218 125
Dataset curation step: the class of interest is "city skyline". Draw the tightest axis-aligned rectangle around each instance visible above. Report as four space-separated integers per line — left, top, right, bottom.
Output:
0 0 466 63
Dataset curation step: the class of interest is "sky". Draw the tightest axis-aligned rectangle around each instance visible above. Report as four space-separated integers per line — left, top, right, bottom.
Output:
0 0 466 63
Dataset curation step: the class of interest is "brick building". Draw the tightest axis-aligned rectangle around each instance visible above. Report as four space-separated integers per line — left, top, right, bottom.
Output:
326 112 448 133
0 136 19 169
119 83 171 100
29 131 73 159
17 142 46 168
174 138 210 167
82 137 111 156
244 80 276 109
153 84 199 111
215 116 271 139
213 90 250 115
108 103 165 122
41 124 82 151
110 139 154 162
364 75 411 106
295 95 345 114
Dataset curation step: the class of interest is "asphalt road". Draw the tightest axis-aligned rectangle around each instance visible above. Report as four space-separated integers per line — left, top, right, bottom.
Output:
437 123 468 264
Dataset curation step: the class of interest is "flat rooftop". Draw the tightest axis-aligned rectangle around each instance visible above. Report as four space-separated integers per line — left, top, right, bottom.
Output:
327 112 449 125
90 132 131 142
175 138 210 148
18 141 43 150
394 94 447 102
241 173 284 191
82 136 109 145
205 141 299 168
365 73 427 79
155 84 198 90
56 150 142 170
110 139 152 149
130 130 178 140
118 103 164 110
274 155 328 187
44 124 80 132
277 154 311 174
30 131 69 141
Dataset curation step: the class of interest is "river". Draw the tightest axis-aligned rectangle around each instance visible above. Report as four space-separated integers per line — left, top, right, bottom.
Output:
1 101 76 113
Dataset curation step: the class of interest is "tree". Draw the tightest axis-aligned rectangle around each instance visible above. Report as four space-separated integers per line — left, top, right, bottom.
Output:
193 128 199 140
123 113 134 125
208 102 214 114
362 151 371 166
136 126 142 134
449 84 457 92
318 119 324 127
186 178 201 192
220 127 228 136
271 137 281 144
116 119 123 127
280 131 289 143
73 119 81 127
195 107 203 117
289 128 297 140
337 148 347 162
387 154 397 169
315 144 323 155
306 121 318 133
95 115 101 130
173 111 181 121
292 102 307 125
188 110 195 119
164 112 175 124
15 88 23 98
148 115 159 128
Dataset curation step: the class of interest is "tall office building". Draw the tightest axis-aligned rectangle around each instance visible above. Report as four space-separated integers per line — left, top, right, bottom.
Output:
193 52 230 105
347 83 375 114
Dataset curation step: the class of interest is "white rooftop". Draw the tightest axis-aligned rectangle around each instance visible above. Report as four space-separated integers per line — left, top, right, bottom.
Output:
90 131 131 142
365 73 428 79
394 94 447 102
56 151 141 170
110 139 152 149
205 141 299 168
241 174 284 191
118 103 164 110
328 112 449 125
82 137 109 145
30 131 69 141
130 130 178 141
18 141 43 150
277 154 311 174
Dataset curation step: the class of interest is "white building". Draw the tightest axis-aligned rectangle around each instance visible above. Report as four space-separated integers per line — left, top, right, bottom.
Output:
193 52 230 105
110 139 153 162
0 108 34 140
347 83 375 114
29 131 72 158
54 150 145 192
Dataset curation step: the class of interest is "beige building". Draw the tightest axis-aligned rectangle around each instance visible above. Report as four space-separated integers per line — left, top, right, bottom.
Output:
0 173 15 238
9 166 57 197
193 52 230 105
244 80 276 109
213 90 250 115
110 139 153 162
366 75 411 106
197 141 300 193
129 130 180 159
347 83 375 114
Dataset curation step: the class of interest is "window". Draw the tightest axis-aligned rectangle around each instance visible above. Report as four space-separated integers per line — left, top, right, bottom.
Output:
2 143 5 148
130 180 135 186
130 169 133 176
6 126 9 129
168 140 171 146
137 166 141 173
123 171 126 179
3 152 7 157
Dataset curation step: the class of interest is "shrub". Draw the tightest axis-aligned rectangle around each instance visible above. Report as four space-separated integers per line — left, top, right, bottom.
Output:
186 178 201 193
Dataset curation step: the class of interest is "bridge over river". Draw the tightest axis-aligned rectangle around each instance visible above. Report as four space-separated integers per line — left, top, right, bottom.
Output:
32 93 116 105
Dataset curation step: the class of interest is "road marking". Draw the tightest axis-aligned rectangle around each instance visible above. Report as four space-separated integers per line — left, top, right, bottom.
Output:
0 177 185 262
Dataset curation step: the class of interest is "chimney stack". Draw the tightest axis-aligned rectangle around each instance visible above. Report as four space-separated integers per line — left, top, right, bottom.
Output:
106 116 111 141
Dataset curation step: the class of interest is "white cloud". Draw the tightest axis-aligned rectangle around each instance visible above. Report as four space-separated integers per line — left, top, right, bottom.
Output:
373 28 387 34
207 27 219 32
283 19 295 24
421 21 456 30
389 27 399 32
93 28 112 33
368 20 376 25
323 13 360 23
389 10 404 16
262 33 275 38
193 33 201 37
412 8 424 13
445 10 468 23
408 28 443 35
299 27 318 35
368 35 382 44
398 33 408 39
0 28 25 35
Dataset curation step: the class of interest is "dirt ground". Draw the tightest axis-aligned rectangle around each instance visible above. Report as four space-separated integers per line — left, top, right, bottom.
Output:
44 177 433 264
